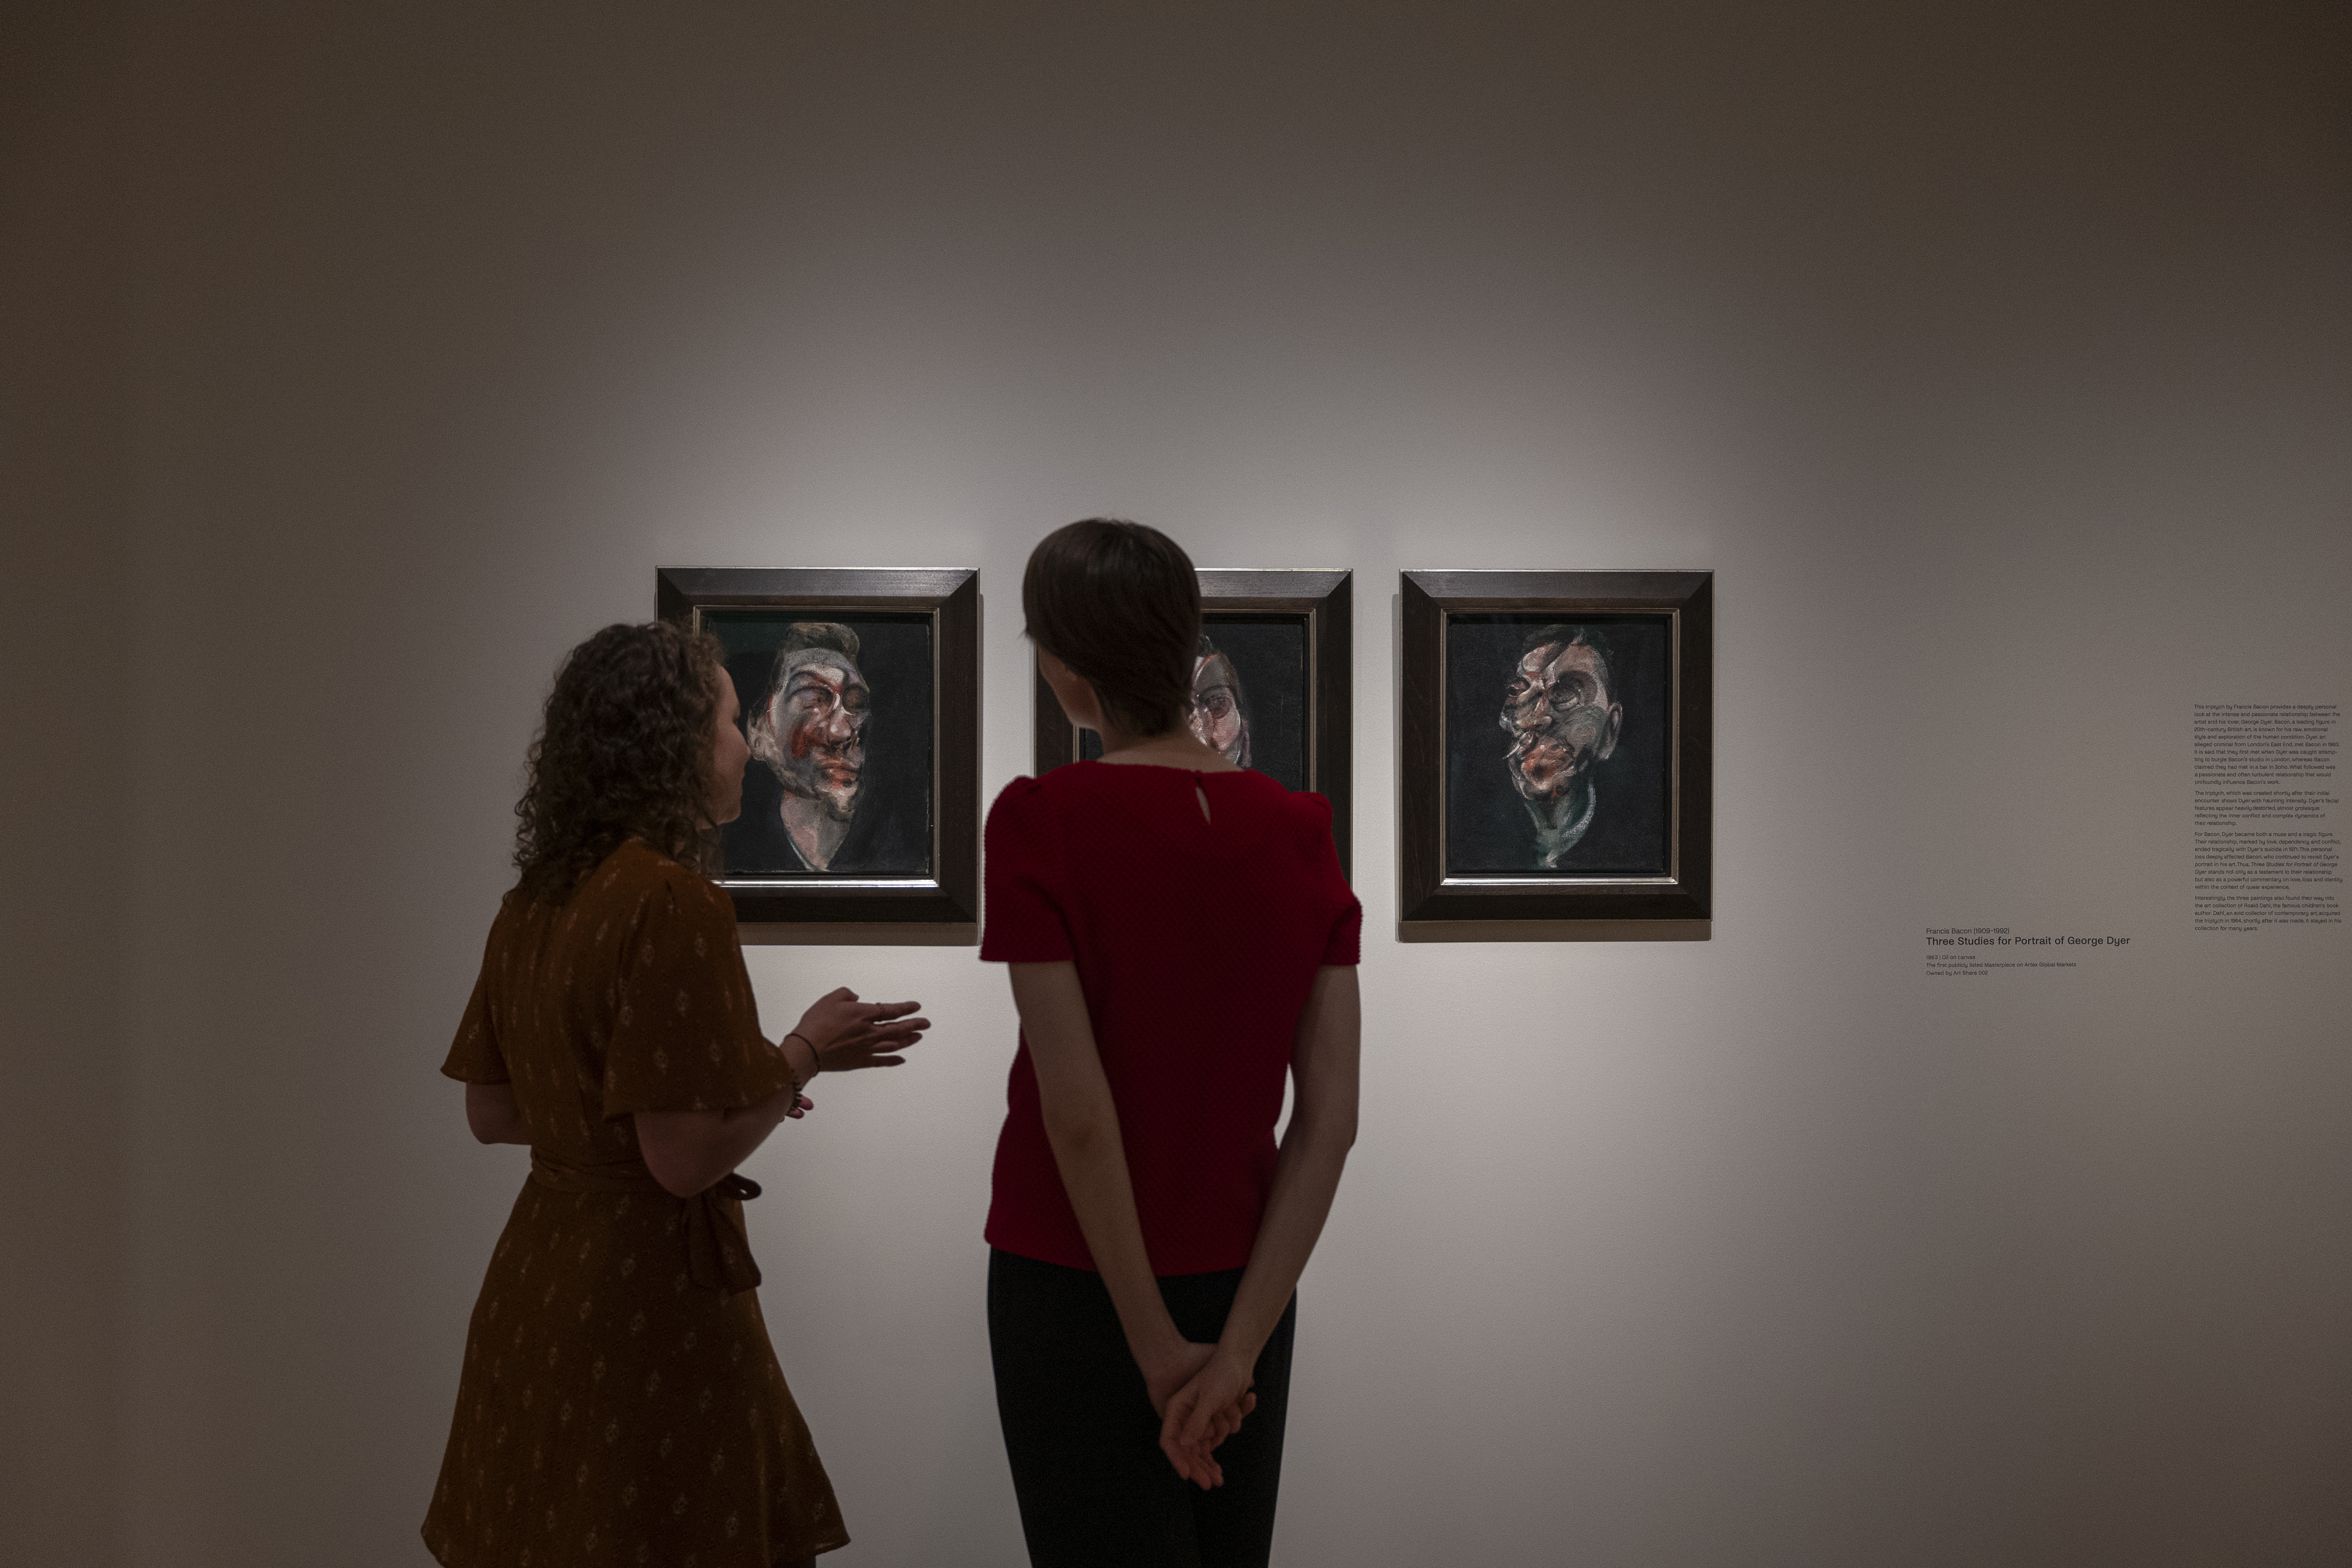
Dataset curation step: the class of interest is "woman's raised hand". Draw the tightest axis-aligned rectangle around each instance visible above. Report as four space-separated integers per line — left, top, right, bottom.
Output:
793 986 929 1073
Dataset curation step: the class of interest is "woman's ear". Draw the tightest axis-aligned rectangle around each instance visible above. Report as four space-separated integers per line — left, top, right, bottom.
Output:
1035 647 1106 733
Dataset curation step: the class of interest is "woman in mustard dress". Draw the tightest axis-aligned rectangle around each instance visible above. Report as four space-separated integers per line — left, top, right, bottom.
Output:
423 620 926 1568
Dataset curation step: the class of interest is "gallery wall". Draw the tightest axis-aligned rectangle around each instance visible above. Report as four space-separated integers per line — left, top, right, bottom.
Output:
1 6 129 1564
5 2 2348 1564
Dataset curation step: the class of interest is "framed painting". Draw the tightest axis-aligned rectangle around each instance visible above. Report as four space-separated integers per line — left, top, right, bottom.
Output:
658 566 978 927
1400 570 1711 925
1032 568 1352 876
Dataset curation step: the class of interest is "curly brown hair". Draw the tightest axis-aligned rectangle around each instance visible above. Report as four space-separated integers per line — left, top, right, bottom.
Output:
512 620 728 902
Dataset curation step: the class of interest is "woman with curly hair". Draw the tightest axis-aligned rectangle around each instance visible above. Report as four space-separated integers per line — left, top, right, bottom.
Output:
422 620 926 1568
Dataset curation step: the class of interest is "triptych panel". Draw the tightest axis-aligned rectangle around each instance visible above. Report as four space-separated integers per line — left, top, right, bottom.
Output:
658 564 1710 935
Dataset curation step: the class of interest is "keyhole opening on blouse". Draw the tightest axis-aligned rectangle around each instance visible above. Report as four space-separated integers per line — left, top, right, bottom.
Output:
1195 783 1213 823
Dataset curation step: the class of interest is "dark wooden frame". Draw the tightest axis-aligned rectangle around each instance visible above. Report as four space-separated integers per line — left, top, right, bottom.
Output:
1400 570 1711 925
1032 569 1353 877
658 566 979 926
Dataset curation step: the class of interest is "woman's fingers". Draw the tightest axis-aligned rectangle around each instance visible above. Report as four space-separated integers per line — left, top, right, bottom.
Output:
1158 1354 1256 1490
840 1024 928 1061
1176 1383 1233 1448
1166 1401 1223 1457
1159 1385 1215 1487
1163 1405 1236 1482
1176 1385 1254 1453
1160 1381 1198 1428
846 1019 927 1042
1157 1429 1221 1490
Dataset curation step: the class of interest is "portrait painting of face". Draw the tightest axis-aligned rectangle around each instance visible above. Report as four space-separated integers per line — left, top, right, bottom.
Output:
753 631 869 823
1444 613 1671 875
1074 615 1309 791
702 610 934 879
1188 638 1251 767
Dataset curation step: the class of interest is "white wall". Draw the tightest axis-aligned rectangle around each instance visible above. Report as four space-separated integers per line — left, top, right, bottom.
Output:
5 2 2348 1564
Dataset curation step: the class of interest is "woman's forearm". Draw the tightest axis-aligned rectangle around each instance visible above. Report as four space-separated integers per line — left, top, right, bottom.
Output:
1010 963 1189 1375
1042 1110 1187 1370
636 1081 798 1196
1220 965 1360 1368
1217 1111 1353 1367
466 1082 530 1144
709 1086 798 1166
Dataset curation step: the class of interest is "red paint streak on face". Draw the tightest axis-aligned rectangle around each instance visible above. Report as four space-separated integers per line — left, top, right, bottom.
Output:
783 667 852 760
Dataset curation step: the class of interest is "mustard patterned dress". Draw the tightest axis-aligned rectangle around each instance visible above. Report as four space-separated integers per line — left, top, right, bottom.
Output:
423 840 848 1566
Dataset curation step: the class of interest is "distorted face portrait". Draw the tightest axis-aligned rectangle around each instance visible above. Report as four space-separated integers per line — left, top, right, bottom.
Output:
1503 631 1619 797
1188 638 1252 768
1073 617 1306 788
747 623 872 871
1444 613 1670 878
1498 627 1621 866
700 605 933 882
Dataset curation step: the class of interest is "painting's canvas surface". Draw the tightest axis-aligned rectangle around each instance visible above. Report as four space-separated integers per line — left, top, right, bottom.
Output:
1443 613 1673 876
704 609 935 878
1078 612 1311 793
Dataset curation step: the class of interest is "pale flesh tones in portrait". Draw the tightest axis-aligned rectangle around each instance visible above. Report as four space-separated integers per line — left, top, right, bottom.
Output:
1186 645 1251 768
749 641 870 871
1500 636 1621 867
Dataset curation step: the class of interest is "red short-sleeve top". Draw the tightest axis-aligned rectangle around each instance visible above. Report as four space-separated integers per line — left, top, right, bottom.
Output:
980 763 1362 1275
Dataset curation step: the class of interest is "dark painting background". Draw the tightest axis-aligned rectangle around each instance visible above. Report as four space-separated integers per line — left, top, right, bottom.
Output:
1203 614 1309 792
704 609 933 877
1074 613 1309 792
1444 613 1672 876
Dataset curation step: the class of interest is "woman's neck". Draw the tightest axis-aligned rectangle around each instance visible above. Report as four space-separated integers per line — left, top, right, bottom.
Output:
1093 724 1241 772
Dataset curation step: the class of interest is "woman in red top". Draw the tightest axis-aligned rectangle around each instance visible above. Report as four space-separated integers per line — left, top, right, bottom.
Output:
982 520 1363 1568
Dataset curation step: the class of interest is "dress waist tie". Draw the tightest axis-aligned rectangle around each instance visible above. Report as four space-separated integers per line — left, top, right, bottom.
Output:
528 1157 765 1296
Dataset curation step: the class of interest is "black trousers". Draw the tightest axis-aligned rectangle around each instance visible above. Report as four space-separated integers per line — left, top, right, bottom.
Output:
988 1249 1299 1568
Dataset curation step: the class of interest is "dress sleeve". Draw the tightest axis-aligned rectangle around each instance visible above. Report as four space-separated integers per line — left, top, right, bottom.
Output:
1304 793 1363 967
601 874 797 1117
979 777 1074 962
441 911 512 1084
